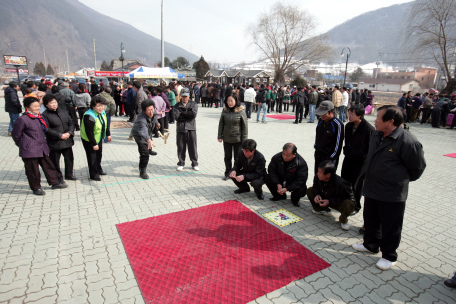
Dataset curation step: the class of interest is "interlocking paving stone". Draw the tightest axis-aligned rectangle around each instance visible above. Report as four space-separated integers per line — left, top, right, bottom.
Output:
0 99 455 303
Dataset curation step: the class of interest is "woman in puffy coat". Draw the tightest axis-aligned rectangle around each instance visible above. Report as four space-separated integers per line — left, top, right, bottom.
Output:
217 94 248 180
42 94 77 183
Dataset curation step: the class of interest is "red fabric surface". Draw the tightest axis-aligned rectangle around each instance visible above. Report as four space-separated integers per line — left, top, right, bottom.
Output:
266 114 296 120
116 200 330 304
444 153 456 158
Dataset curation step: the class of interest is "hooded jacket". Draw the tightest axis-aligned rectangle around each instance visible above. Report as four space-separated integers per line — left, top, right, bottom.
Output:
5 87 22 113
99 92 116 116
244 87 256 103
295 91 307 105
217 106 248 144
74 91 91 109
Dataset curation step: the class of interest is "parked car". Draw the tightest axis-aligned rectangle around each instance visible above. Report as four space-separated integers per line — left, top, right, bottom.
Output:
346 83 354 89
27 75 41 82
75 76 88 84
44 75 54 82
95 77 109 86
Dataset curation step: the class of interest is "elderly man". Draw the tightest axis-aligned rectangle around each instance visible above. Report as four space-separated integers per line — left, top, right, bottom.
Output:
307 160 355 231
352 105 426 270
265 143 308 206
174 87 199 171
229 139 266 200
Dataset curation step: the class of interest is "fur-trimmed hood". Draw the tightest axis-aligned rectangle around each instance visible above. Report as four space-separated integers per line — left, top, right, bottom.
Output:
223 105 244 113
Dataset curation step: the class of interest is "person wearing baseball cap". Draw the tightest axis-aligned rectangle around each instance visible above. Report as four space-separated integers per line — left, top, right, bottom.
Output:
313 101 344 175
174 87 199 171
45 81 53 94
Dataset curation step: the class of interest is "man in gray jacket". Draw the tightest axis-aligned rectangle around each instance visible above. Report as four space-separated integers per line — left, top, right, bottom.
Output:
174 87 199 171
131 99 158 179
353 105 426 270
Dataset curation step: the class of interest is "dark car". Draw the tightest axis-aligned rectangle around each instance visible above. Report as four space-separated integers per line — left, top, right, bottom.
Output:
95 77 109 86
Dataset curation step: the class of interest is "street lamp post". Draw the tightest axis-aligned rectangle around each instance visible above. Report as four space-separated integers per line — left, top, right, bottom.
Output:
121 43 125 83
340 47 351 87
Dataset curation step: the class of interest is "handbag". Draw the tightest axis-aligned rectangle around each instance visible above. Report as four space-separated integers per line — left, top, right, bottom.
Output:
447 113 454 126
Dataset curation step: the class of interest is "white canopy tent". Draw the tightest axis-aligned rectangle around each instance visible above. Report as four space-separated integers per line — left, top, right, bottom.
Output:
126 66 186 79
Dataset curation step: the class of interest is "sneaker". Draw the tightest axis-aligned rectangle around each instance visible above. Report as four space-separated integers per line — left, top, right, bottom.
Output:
341 222 350 230
192 166 200 171
312 209 331 216
352 243 377 254
177 166 184 171
376 258 397 270
262 121 267 124
256 121 260 123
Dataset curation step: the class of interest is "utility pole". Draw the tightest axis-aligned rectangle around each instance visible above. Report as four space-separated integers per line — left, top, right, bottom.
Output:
66 49 70 75
43 47 46 69
161 0 164 68
374 52 383 79
93 39 97 71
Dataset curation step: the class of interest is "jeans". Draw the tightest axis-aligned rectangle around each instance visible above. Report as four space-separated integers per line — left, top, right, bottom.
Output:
220 96 225 108
256 103 267 122
104 113 111 143
8 113 20 132
339 106 346 122
309 104 316 122
245 102 252 119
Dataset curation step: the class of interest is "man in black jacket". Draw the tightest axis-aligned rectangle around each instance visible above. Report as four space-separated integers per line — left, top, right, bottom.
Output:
174 87 199 171
293 88 307 124
360 89 368 107
265 143 308 206
341 104 374 213
5 82 22 136
314 101 344 175
307 160 355 231
353 105 426 271
229 139 266 200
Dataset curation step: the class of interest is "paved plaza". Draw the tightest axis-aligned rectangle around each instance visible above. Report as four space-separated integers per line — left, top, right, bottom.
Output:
0 98 455 304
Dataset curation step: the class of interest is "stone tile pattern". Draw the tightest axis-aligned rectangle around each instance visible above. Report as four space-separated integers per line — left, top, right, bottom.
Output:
0 98 455 304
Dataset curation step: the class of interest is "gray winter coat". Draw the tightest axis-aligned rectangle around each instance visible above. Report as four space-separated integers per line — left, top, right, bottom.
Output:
174 100 198 132
131 112 158 142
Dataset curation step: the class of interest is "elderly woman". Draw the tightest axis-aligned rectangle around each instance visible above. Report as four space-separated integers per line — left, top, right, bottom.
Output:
80 96 111 181
12 97 68 195
42 94 77 183
99 87 116 143
74 83 91 126
218 95 248 180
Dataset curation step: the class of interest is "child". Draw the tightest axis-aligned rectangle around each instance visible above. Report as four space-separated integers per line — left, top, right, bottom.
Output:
24 88 37 100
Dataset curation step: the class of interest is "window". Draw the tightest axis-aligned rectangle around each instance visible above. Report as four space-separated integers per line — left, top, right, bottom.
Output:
369 84 376 88
409 84 414 89
394 76 398 79
256 78 260 82
422 77 424 80
407 76 411 79
401 76 405 79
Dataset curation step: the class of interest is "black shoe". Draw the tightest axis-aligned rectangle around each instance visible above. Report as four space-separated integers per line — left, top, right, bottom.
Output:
234 188 250 194
99 171 107 176
307 121 314 123
115 114 118 117
293 121 298 124
149 150 157 156
169 121 175 124
33 188 46 196
90 177 101 181
65 176 78 181
299 121 302 123
351 209 360 216
269 194 286 201
75 127 80 131
140 168 149 179
223 176 230 181
444 279 456 288
153 135 159 138
256 191 264 200
359 227 366 234
52 183 68 189
292 201 300 207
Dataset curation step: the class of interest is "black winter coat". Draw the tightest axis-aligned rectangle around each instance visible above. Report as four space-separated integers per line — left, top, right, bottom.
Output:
343 119 375 160
360 92 367 105
312 174 355 208
232 150 266 182
364 126 426 202
42 108 75 150
5 87 22 113
256 88 266 103
267 152 308 192
314 117 344 159
174 100 198 132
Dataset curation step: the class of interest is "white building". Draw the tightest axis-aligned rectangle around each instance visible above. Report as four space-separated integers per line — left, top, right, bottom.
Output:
358 78 420 92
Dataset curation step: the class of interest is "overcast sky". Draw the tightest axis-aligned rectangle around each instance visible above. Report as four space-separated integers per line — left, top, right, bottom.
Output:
79 0 413 64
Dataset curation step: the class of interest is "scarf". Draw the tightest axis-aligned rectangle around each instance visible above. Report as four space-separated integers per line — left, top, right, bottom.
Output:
24 110 48 132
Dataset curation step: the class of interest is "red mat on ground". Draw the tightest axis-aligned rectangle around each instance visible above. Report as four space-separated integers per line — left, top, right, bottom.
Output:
266 114 296 120
116 200 330 304
444 153 456 158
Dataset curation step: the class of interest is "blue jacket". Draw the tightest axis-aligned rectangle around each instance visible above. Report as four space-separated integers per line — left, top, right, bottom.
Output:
397 97 407 109
127 87 136 105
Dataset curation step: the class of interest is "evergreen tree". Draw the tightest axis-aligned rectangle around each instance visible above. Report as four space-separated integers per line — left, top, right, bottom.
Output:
290 75 307 88
33 62 46 76
192 56 210 80
350 67 366 82
46 64 55 76
101 60 109 71
157 57 171 67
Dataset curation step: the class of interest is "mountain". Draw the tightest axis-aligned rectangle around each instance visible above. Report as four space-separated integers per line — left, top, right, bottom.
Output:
324 2 414 64
0 0 198 72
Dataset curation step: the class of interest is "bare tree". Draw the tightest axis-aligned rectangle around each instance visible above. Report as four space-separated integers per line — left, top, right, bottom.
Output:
402 0 456 93
246 2 333 84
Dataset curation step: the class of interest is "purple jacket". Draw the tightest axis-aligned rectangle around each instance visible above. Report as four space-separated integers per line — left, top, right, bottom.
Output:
160 92 171 112
11 114 50 158
152 96 167 119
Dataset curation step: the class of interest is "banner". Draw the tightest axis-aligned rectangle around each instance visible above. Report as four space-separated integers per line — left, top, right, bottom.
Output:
86 71 128 77
6 68 29 73
3 55 28 66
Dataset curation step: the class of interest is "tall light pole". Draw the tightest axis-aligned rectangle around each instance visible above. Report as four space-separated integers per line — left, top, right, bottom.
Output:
66 49 70 76
340 47 351 87
161 0 164 68
374 52 384 79
121 42 125 83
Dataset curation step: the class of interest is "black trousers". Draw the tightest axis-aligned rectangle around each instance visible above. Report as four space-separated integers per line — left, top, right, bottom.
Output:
232 174 264 193
115 100 123 115
214 99 220 108
67 106 79 129
245 103 252 119
431 110 441 128
341 157 365 211
270 100 275 111
295 104 304 122
208 98 214 107
176 131 198 167
405 106 412 122
420 108 431 124
276 99 283 113
266 99 271 112
135 138 150 168
22 156 59 190
77 107 88 127
82 140 103 179
363 197 406 262
157 117 165 134
223 141 242 177
314 153 339 175
304 104 309 118
201 97 207 107
264 174 307 204
49 147 74 183
292 103 296 113
283 102 290 111
164 112 169 129
169 107 175 123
